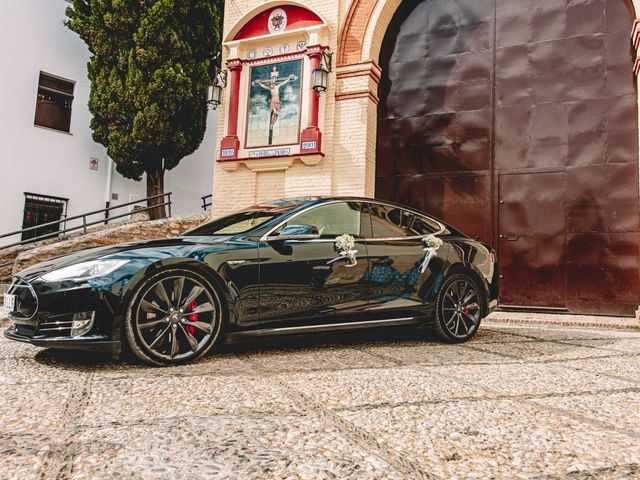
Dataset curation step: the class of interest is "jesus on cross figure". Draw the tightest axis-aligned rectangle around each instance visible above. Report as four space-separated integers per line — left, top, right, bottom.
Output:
252 66 298 145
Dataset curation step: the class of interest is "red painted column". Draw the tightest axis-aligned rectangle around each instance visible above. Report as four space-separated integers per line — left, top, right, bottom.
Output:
219 58 243 160
300 45 323 154
307 47 321 128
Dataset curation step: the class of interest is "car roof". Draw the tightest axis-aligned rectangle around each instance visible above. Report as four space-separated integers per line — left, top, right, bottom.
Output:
237 196 466 239
245 196 428 215
244 196 439 225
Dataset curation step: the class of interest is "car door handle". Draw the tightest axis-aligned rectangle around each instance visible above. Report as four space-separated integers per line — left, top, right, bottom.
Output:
500 234 519 241
226 260 246 268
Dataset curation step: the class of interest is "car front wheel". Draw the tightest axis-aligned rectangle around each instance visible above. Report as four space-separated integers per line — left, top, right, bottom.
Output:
432 273 484 343
124 268 224 366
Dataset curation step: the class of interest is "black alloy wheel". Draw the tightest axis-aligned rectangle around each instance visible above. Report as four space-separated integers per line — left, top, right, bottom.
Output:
433 273 483 343
125 268 223 366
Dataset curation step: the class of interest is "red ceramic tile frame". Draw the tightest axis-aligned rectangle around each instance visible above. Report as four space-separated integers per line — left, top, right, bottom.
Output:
242 56 305 150
299 44 326 154
219 46 330 163
219 58 243 160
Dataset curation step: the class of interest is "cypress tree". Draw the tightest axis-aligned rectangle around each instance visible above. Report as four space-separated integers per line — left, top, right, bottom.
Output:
66 0 223 218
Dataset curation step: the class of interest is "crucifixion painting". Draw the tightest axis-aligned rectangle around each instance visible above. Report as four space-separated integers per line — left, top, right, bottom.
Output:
253 67 298 133
247 60 302 148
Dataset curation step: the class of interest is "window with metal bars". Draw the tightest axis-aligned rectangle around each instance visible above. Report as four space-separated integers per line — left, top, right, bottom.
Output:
34 72 75 132
21 193 69 242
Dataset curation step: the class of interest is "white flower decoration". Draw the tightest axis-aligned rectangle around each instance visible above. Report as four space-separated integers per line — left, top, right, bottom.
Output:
423 234 443 250
329 234 358 267
335 234 355 252
420 234 443 273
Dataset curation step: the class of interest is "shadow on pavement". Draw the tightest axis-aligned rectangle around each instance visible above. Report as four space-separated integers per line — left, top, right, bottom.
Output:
32 324 438 370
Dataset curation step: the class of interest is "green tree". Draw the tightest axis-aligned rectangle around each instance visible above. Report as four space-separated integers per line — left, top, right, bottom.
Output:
66 0 223 218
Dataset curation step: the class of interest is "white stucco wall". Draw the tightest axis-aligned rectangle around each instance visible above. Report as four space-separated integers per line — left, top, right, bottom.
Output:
0 0 216 245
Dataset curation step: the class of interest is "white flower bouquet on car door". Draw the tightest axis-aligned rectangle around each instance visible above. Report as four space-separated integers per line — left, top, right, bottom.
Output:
419 234 443 273
329 233 358 267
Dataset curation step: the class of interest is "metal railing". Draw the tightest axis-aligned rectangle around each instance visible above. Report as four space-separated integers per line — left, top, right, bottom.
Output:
0 193 172 250
201 194 212 211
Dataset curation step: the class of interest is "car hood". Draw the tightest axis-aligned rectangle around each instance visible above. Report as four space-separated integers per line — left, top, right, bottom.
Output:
15 236 237 281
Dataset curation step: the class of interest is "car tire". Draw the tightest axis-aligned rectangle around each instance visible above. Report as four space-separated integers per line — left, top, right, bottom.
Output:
432 273 484 343
124 267 224 366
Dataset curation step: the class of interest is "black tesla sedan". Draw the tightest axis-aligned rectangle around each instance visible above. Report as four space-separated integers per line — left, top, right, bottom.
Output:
3 197 498 366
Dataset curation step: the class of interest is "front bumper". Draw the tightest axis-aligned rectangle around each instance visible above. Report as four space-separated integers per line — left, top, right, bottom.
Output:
4 326 118 352
4 275 123 353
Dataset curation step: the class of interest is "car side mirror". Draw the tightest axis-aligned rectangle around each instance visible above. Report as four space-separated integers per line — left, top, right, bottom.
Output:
266 224 320 241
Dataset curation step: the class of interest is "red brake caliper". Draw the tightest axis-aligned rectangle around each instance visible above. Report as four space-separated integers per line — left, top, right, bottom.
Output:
185 300 198 334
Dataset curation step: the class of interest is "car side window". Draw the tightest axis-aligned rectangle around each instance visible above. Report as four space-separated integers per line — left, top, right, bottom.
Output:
276 202 368 238
366 203 443 238
406 213 443 235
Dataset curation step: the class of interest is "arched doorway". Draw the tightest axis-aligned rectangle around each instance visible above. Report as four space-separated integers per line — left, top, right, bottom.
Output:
375 0 640 315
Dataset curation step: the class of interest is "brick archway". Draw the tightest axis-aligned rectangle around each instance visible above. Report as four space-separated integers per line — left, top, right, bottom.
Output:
338 0 403 66
339 0 640 66
337 0 378 65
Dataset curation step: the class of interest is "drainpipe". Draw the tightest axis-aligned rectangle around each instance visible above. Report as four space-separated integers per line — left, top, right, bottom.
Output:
104 158 114 224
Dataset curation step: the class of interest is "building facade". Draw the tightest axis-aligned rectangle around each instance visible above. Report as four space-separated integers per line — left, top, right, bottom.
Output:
213 0 640 316
0 0 217 245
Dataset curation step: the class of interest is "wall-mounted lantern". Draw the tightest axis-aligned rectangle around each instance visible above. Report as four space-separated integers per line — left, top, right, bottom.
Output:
207 69 227 109
312 51 333 95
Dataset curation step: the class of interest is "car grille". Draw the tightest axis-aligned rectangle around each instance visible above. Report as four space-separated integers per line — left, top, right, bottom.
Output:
11 312 75 339
37 314 74 337
7 277 38 322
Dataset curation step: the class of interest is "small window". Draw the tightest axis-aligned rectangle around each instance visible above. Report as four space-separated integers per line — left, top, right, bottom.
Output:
367 203 443 238
21 193 68 242
403 212 443 235
276 202 367 238
34 72 74 132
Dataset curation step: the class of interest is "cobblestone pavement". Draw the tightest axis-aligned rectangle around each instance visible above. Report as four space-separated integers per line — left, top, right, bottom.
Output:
1 323 639 479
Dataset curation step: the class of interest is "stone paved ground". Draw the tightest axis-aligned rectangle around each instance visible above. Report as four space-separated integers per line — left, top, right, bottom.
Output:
0 323 639 479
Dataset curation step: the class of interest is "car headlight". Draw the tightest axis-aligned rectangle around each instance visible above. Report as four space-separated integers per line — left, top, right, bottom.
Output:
40 259 129 282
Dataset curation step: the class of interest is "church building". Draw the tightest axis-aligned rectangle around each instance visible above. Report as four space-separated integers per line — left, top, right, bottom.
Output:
212 0 640 316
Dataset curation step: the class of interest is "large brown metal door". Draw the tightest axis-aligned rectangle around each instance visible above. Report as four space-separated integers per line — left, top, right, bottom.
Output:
376 0 640 315
498 171 566 309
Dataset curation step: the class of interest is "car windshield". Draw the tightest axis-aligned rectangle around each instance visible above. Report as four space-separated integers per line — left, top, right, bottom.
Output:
185 197 320 236
185 210 287 236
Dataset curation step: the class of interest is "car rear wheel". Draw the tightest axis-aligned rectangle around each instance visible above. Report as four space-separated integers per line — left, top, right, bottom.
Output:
124 268 223 366
432 273 484 343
